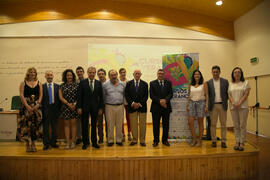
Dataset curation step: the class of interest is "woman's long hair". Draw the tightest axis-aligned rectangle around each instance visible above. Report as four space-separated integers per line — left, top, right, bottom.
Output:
191 70 204 86
24 67 38 81
62 69 76 83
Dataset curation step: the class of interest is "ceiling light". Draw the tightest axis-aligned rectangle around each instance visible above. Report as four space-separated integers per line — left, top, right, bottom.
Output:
216 1 223 6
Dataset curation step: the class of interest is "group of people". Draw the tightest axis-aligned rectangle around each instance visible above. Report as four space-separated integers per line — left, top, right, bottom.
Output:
186 66 250 151
17 65 250 153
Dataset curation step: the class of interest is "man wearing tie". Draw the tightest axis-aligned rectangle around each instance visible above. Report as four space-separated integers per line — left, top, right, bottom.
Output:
125 70 148 146
42 71 61 150
150 69 173 147
77 67 104 150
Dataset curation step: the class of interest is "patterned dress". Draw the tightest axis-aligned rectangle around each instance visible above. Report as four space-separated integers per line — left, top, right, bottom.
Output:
60 82 79 120
17 81 43 142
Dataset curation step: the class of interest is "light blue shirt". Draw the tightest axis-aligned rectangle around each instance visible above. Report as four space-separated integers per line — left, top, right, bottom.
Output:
103 80 125 104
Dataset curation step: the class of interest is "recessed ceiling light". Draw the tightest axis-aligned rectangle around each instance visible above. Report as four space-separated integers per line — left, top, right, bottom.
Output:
216 0 223 6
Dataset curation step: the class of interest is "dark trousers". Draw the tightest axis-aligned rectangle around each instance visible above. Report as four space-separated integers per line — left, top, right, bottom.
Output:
82 110 97 145
206 115 211 140
96 112 107 141
152 110 170 143
43 105 58 146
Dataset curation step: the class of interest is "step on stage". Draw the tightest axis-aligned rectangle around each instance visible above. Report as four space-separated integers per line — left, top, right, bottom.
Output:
0 126 258 180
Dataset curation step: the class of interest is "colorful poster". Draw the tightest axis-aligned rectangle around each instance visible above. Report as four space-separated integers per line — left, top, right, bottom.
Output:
162 53 199 142
88 44 182 83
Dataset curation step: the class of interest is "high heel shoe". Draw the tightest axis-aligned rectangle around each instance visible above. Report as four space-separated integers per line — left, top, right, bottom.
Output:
31 142 37 152
196 140 202 147
26 142 31 152
128 133 132 141
190 140 197 147
65 141 70 150
70 142 76 149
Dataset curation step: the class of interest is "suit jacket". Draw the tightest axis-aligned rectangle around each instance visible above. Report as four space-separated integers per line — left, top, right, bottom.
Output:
41 82 61 117
150 79 173 113
207 77 229 111
77 79 104 113
125 79 148 113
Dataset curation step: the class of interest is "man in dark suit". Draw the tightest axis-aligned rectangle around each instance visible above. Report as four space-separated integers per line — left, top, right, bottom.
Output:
42 71 61 150
207 65 229 148
150 69 173 147
125 70 148 146
77 66 104 150
75 66 85 145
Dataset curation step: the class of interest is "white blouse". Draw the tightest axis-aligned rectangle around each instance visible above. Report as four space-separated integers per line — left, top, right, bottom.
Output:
190 84 205 101
228 80 250 110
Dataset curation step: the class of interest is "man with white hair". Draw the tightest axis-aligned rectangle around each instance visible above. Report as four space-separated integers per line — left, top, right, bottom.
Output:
42 71 61 150
125 70 148 146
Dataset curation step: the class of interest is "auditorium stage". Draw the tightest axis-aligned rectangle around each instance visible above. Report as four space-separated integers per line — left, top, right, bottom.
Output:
0 126 259 180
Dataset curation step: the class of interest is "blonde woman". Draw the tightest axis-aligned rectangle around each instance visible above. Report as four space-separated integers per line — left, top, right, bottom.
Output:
18 67 43 152
228 67 251 151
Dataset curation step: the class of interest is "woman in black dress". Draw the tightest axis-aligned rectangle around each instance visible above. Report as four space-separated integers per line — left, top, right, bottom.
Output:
59 69 79 149
18 67 43 152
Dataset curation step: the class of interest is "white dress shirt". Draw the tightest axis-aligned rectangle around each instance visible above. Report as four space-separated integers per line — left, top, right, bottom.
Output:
88 78 95 91
213 78 222 103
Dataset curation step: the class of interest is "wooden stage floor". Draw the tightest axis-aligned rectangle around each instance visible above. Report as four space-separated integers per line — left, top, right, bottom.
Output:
0 125 259 180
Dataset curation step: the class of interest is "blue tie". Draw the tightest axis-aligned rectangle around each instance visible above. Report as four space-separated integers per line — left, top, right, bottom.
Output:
135 81 139 92
48 83 53 104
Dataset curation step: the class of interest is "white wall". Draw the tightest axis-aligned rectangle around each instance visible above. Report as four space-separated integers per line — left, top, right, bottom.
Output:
234 0 270 137
234 0 270 77
0 20 236 126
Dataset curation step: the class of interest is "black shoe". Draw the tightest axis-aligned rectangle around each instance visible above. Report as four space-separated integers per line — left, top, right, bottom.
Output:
107 142 114 147
98 139 103 144
152 142 159 147
212 142 217 147
221 142 227 148
116 142 123 146
92 144 100 149
239 146 244 151
129 142 137 146
234 145 239 150
51 144 59 148
162 141 170 147
43 145 50 150
140 143 146 147
82 144 88 150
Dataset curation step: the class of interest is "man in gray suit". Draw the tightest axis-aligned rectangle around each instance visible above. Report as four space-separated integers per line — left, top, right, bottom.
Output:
207 65 229 148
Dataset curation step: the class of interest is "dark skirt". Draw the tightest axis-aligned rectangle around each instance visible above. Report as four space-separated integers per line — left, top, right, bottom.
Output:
16 97 42 142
